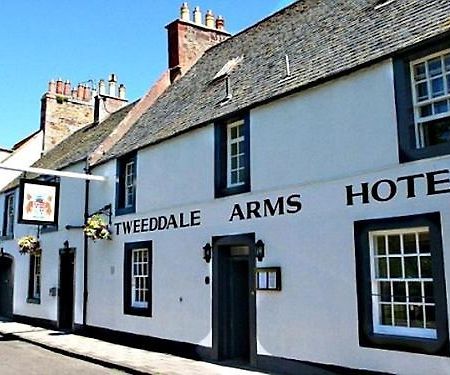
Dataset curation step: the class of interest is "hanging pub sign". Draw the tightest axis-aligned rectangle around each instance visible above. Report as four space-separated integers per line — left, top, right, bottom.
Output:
18 179 60 225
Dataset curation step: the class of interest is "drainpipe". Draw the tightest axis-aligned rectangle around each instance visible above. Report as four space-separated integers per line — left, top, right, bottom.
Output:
82 158 90 328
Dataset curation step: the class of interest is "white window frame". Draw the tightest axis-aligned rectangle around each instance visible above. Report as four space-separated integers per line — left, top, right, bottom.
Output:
124 160 135 208
410 49 450 148
131 248 149 309
369 227 437 339
4 193 15 237
33 252 41 299
226 119 246 188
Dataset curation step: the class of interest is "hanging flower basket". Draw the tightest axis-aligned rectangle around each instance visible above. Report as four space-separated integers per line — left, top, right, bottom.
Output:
84 214 112 241
18 236 41 255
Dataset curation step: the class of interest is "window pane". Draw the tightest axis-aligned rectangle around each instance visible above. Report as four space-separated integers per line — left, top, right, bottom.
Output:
377 257 388 278
422 118 450 146
238 124 244 137
419 104 432 118
231 143 238 155
428 58 442 77
231 156 238 169
393 281 406 302
380 304 392 325
389 258 402 278
394 305 408 327
420 256 432 278
431 78 444 98
433 100 448 114
403 233 417 254
375 236 386 255
425 306 436 329
404 257 419 278
424 281 434 303
414 63 426 80
410 305 424 328
231 171 238 184
230 126 237 139
408 281 422 303
416 82 428 101
238 154 246 168
379 281 391 302
388 235 401 254
445 55 450 71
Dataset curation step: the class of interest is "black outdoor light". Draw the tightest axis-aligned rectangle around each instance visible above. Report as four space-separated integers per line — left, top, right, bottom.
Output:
255 239 265 262
203 242 212 263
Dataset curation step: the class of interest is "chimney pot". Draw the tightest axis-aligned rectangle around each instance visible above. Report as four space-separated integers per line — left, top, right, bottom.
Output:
56 79 64 94
83 85 91 101
205 10 215 28
108 74 117 97
98 79 106 95
193 6 202 25
180 2 190 21
118 84 126 99
215 15 225 30
77 84 85 100
63 80 71 96
48 80 56 94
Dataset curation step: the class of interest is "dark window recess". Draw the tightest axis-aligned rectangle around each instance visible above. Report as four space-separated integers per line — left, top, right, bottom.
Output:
214 114 251 198
2 192 15 239
123 240 152 317
394 37 450 162
27 252 41 304
354 212 449 356
115 153 137 215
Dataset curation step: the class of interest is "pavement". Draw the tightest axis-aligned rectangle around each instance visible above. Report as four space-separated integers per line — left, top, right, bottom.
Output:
0 320 269 375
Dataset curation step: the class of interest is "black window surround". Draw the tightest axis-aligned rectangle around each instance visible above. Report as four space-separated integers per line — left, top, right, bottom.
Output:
115 152 137 216
123 240 152 317
1 191 15 240
214 114 251 198
394 35 450 163
27 252 41 304
354 212 449 356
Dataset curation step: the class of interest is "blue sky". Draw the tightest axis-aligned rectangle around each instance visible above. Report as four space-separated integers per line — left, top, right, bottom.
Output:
0 0 295 149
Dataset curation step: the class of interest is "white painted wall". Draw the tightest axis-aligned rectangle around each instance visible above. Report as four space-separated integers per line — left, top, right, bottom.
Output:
0 131 43 190
0 150 12 162
3 59 450 374
0 162 86 324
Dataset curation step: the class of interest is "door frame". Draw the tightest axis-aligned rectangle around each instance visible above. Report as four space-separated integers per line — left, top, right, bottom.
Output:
0 253 14 319
212 232 257 366
58 247 75 330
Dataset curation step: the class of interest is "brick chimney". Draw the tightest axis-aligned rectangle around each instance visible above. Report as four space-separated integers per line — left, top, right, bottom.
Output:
40 74 128 152
166 3 231 83
94 74 128 124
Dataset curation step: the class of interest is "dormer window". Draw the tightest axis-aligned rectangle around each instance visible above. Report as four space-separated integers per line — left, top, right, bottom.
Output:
116 152 137 215
411 50 450 148
215 115 250 198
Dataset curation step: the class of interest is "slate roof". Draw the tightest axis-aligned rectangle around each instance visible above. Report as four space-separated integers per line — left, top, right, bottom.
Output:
1 102 135 192
101 0 450 163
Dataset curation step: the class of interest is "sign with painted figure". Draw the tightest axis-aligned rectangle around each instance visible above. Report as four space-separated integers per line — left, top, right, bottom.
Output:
18 179 60 225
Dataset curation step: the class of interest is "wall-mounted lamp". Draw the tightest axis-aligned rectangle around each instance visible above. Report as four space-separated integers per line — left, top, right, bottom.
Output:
203 243 212 263
255 239 265 262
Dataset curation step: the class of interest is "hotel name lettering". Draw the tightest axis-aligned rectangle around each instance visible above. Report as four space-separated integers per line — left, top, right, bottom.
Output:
114 194 303 235
346 169 450 206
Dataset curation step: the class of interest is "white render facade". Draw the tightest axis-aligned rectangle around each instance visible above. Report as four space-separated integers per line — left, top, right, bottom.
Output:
1 2 450 374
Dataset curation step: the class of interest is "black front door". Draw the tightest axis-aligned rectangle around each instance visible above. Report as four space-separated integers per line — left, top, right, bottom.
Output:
0 256 13 318
58 248 75 330
213 234 256 365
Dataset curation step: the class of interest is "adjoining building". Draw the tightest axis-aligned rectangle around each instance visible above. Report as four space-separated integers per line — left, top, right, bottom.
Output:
1 1 450 374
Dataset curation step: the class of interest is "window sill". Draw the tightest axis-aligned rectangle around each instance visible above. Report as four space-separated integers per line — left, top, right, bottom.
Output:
115 206 136 216
215 183 250 199
123 306 152 317
26 298 41 305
